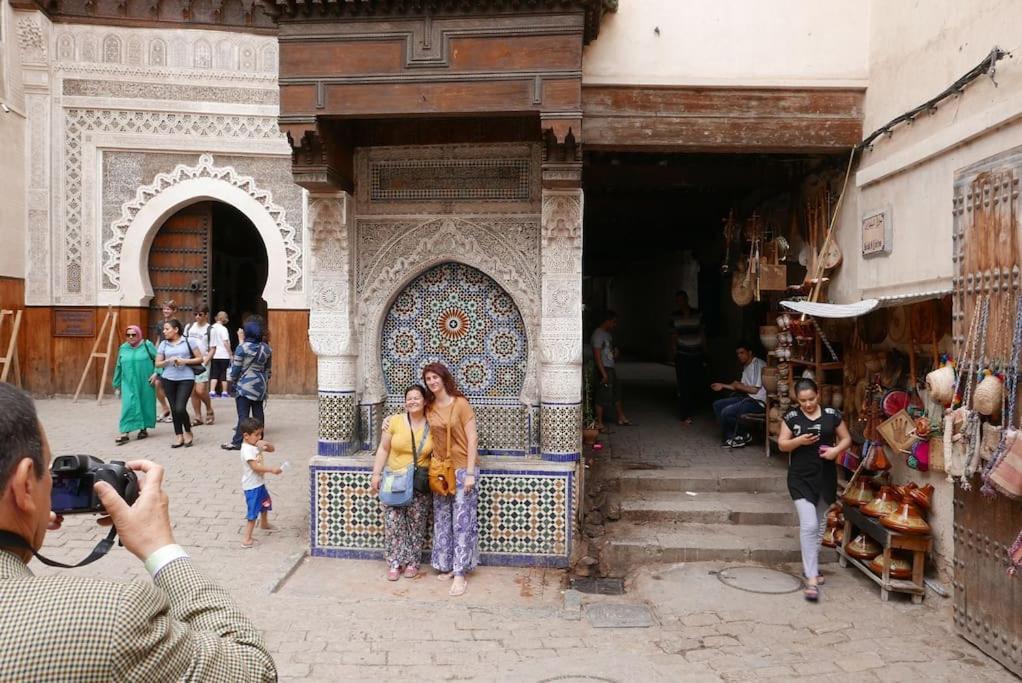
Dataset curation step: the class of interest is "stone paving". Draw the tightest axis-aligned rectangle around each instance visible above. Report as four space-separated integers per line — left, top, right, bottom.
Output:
26 376 1019 682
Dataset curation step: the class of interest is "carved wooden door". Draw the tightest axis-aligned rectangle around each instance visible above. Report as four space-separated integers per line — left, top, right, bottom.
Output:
146 202 212 341
951 151 1021 677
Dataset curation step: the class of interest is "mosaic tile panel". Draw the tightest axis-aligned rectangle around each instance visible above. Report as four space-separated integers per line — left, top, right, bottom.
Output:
311 464 571 566
382 262 527 398
540 402 582 461
380 261 530 454
358 402 384 452
318 392 357 456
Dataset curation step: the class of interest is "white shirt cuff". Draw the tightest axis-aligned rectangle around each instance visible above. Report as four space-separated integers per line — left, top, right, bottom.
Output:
144 544 189 578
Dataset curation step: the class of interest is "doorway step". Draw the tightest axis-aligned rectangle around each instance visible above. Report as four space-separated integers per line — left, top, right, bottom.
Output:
601 466 835 575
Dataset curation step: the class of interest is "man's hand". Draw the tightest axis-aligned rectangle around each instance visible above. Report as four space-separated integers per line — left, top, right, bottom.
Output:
94 460 175 562
711 382 728 392
272 467 283 476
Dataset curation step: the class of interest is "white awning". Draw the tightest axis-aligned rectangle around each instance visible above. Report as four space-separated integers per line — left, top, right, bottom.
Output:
780 299 880 319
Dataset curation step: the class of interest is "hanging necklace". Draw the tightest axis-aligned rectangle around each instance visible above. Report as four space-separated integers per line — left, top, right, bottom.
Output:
981 291 1022 492
962 296 991 485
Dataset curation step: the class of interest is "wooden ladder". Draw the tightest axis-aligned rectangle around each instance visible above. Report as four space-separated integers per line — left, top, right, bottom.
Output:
0 309 23 387
73 307 119 404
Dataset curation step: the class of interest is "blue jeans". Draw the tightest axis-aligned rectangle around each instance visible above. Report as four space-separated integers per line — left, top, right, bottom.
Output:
231 395 265 446
713 395 763 441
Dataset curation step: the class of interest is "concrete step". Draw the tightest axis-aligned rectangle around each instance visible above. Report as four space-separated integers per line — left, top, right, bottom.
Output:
602 520 836 573
619 491 798 526
616 466 788 495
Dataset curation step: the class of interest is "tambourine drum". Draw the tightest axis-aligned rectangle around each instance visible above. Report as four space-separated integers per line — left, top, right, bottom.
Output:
856 308 888 345
881 390 910 417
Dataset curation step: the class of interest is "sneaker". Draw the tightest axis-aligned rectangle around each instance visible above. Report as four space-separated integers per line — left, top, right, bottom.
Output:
387 562 401 581
728 435 749 449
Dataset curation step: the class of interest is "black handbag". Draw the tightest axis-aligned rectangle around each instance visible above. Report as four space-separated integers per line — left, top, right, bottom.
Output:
409 415 431 495
182 336 205 376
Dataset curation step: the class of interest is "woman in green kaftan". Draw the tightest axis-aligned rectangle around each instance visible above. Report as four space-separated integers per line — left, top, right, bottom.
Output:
113 325 158 444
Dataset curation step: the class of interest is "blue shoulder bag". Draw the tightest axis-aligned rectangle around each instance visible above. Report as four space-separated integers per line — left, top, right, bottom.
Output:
379 416 429 507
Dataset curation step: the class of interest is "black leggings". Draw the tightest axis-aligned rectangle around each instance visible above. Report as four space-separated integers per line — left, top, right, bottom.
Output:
162 378 195 436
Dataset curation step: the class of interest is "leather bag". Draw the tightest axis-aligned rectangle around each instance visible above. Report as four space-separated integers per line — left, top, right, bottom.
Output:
429 402 458 496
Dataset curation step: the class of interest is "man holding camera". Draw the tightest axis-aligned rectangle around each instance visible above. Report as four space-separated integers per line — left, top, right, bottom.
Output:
0 383 277 681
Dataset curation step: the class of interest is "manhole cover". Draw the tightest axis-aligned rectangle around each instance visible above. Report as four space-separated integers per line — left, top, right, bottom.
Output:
537 678 619 683
570 577 625 595
584 603 655 628
715 566 803 594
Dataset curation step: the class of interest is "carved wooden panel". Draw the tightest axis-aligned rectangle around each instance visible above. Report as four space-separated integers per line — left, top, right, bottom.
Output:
582 86 864 152
951 146 1022 678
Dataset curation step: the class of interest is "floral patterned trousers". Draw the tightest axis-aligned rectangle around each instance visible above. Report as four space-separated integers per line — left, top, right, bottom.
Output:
431 469 480 576
382 492 431 568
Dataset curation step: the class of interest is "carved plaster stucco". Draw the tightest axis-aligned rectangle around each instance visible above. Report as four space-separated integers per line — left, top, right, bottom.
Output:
355 216 542 404
308 194 358 360
62 109 282 298
53 27 277 73
16 17 47 63
103 153 301 294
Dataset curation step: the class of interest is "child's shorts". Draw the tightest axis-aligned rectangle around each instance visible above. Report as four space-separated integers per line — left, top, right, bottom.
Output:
244 485 272 521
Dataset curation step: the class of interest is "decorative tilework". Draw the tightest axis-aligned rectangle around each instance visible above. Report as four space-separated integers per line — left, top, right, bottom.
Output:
318 391 357 456
380 261 531 454
310 460 572 567
540 402 582 461
358 402 384 451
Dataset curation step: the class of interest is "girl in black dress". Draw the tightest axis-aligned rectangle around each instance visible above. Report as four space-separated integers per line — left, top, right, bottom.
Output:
778 378 852 601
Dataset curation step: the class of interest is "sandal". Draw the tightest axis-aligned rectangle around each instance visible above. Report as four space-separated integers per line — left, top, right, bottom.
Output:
158 413 172 423
115 435 130 445
191 417 203 428
449 576 468 597
803 585 820 602
205 412 215 425
617 419 635 426
137 429 148 440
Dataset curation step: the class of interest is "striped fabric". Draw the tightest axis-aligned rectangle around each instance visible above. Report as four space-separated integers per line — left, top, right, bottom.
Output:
0 551 276 682
990 428 1022 499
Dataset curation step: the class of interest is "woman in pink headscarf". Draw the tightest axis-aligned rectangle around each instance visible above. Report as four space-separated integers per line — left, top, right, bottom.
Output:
112 324 159 444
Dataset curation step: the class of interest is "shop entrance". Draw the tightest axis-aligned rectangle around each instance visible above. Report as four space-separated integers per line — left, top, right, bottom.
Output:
583 151 842 439
146 201 268 338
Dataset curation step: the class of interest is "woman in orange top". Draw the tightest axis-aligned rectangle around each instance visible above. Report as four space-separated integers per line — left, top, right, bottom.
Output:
423 362 479 597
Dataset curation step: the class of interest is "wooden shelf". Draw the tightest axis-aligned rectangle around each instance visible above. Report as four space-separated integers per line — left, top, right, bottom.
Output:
788 358 843 370
838 505 932 604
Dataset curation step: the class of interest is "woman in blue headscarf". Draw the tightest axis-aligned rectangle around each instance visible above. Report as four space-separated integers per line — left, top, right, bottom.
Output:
221 316 273 451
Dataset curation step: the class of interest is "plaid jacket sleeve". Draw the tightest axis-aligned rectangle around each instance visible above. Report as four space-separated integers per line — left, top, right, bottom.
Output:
111 559 276 682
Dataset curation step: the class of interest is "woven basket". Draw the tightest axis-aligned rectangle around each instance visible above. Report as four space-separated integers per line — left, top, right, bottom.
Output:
877 409 918 453
925 364 956 406
973 374 1003 417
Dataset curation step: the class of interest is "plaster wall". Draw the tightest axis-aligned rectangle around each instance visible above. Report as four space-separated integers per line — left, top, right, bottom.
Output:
583 0 869 88
0 0 26 279
830 0 1022 305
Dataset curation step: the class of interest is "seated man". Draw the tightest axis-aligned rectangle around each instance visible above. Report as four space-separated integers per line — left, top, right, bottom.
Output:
0 382 277 681
710 341 767 449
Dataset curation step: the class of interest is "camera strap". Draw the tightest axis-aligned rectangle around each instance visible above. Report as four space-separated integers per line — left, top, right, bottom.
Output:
0 527 118 568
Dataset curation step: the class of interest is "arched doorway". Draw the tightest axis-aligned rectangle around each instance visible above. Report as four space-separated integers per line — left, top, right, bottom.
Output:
146 201 268 338
380 261 529 455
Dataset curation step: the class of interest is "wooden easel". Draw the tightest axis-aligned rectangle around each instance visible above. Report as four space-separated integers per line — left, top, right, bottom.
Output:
0 309 23 387
73 307 119 404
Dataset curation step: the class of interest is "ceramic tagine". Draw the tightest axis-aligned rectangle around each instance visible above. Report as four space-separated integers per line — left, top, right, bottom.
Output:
869 552 913 579
841 477 875 507
822 525 844 548
846 533 883 560
880 486 932 535
861 485 899 518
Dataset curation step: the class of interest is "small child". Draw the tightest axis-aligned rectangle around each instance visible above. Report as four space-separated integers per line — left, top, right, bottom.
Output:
239 417 282 548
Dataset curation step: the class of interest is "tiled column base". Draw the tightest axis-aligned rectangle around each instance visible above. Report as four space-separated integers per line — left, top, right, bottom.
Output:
539 401 582 462
310 454 574 567
358 401 384 451
318 390 357 456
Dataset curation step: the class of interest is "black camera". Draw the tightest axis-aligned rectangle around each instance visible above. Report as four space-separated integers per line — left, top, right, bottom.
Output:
50 455 139 515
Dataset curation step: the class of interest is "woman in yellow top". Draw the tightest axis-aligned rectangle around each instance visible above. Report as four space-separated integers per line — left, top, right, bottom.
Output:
423 362 479 597
370 384 434 581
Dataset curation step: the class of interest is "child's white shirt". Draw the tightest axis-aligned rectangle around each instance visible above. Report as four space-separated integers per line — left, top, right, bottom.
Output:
241 443 265 490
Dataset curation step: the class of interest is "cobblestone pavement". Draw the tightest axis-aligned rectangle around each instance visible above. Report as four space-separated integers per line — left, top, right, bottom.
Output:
28 385 1017 682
